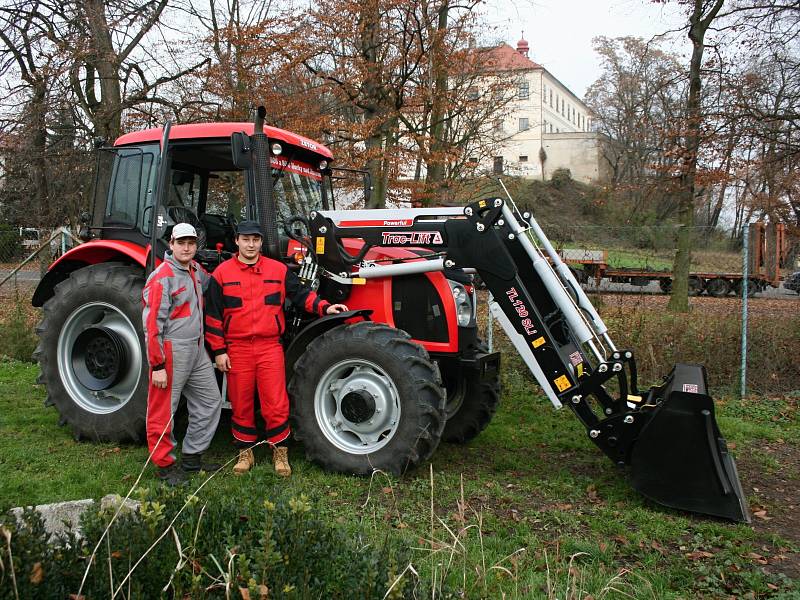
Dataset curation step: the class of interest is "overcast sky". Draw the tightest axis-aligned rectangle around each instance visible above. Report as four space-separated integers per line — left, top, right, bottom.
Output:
481 0 689 98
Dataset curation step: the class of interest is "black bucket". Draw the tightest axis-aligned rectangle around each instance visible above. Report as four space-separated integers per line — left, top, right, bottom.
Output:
630 364 750 523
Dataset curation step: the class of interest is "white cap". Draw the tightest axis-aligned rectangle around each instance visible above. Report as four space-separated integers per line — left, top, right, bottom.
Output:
171 223 197 240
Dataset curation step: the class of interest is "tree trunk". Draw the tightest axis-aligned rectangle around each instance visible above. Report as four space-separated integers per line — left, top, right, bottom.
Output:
83 0 123 140
667 0 724 312
424 0 450 194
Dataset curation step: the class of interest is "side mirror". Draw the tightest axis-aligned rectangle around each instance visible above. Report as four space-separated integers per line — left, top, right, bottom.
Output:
231 132 252 169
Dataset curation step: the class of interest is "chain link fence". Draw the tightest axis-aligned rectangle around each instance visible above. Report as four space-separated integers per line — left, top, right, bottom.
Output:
0 222 797 397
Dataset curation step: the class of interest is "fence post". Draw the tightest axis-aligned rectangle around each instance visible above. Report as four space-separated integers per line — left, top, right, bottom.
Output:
486 292 493 352
740 224 749 400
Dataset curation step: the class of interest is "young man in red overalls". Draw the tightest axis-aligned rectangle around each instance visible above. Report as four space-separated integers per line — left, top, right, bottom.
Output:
204 220 347 476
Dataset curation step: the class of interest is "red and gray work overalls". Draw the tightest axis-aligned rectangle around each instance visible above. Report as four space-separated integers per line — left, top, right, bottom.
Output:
204 255 330 446
142 252 222 468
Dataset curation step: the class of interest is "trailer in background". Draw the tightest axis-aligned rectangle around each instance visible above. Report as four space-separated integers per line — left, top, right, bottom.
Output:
561 223 790 297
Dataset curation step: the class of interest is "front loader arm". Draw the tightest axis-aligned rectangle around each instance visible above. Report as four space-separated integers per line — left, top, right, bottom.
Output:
308 197 750 523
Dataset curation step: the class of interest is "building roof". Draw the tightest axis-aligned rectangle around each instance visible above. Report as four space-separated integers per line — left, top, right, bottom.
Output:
480 42 543 72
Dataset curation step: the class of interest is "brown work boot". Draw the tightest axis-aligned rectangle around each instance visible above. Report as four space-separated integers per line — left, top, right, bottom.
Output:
272 446 291 477
233 448 255 475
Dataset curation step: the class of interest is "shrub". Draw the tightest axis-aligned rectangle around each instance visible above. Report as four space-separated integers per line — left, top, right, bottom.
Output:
0 224 22 262
0 487 424 599
549 168 573 189
0 292 38 362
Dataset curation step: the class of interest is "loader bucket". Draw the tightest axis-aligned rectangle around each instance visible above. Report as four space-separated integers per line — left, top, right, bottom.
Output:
629 365 751 523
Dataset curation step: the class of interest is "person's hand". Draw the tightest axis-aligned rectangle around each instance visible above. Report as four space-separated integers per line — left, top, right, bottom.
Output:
152 369 168 389
215 353 231 372
326 304 349 315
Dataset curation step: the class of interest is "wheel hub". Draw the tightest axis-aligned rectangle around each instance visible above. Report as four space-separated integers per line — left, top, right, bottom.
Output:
314 359 402 454
72 326 127 391
341 390 376 423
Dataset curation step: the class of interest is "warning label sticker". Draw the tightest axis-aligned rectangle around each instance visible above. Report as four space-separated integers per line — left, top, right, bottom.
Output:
682 383 699 394
554 375 571 392
569 351 583 366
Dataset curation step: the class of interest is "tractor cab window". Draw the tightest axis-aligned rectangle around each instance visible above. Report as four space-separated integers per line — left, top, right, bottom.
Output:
104 145 157 226
167 169 202 212
272 159 323 233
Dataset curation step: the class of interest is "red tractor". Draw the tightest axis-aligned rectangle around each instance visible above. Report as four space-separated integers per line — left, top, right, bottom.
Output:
33 108 749 522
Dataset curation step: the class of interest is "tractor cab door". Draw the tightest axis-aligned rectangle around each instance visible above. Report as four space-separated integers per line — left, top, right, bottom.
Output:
93 143 159 247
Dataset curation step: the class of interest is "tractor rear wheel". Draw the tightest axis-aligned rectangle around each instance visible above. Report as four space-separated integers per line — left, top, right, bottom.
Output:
289 321 446 475
440 343 501 444
35 263 147 442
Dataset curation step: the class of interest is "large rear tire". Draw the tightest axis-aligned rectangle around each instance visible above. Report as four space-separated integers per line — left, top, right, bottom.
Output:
440 342 501 444
289 322 446 475
35 263 148 442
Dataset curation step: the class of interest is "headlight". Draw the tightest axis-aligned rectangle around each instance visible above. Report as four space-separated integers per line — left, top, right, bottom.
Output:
448 280 475 327
271 142 283 155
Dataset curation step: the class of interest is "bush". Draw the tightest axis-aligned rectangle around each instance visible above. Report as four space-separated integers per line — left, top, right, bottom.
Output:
0 292 38 362
0 487 425 599
0 225 22 262
549 168 573 189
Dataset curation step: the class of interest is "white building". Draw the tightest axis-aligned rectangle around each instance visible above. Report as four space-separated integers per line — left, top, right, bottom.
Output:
477 38 610 184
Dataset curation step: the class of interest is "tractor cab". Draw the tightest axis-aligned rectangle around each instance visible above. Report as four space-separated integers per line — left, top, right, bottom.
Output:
86 123 334 271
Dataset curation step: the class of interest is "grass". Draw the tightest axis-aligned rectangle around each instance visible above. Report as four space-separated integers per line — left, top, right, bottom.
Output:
1 355 798 598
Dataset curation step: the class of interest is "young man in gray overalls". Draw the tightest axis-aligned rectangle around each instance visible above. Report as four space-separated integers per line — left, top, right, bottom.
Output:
142 223 222 485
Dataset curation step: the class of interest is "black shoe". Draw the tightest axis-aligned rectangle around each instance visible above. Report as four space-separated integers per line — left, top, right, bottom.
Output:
181 453 223 473
156 464 188 486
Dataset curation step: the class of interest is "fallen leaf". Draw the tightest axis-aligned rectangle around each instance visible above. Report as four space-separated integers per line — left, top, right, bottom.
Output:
239 587 251 600
111 551 122 559
30 562 43 584
394 521 408 529
381 487 392 494
553 503 573 511
767 583 779 590
586 484 601 503
728 442 737 450
685 550 714 560
746 552 768 564
598 542 608 553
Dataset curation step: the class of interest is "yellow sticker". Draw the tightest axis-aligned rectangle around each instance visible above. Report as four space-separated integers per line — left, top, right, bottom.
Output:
352 277 366 285
626 394 642 403
315 236 325 254
478 200 487 208
532 336 546 348
554 375 571 392
577 363 584 377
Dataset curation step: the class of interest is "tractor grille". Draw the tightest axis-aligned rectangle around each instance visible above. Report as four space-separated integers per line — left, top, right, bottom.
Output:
391 275 448 342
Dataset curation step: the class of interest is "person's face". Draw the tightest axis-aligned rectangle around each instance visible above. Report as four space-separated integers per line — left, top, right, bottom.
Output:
236 234 263 261
169 237 197 265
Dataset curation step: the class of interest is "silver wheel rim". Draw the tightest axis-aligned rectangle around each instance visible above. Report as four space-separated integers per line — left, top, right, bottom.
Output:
57 301 143 414
314 358 401 454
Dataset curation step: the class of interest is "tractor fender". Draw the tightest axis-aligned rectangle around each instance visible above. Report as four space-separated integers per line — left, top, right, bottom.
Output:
32 240 148 307
284 309 373 376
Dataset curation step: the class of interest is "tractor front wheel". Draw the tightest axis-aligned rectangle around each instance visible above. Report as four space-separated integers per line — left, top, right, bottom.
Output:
289 322 445 475
440 343 501 444
35 263 148 442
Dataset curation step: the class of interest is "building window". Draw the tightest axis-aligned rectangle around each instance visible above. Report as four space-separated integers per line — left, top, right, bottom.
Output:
518 117 529 132
467 156 478 166
519 155 528 162
493 156 504 174
549 123 553 133
549 89 553 106
518 80 529 100
493 118 503 132
467 88 479 101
